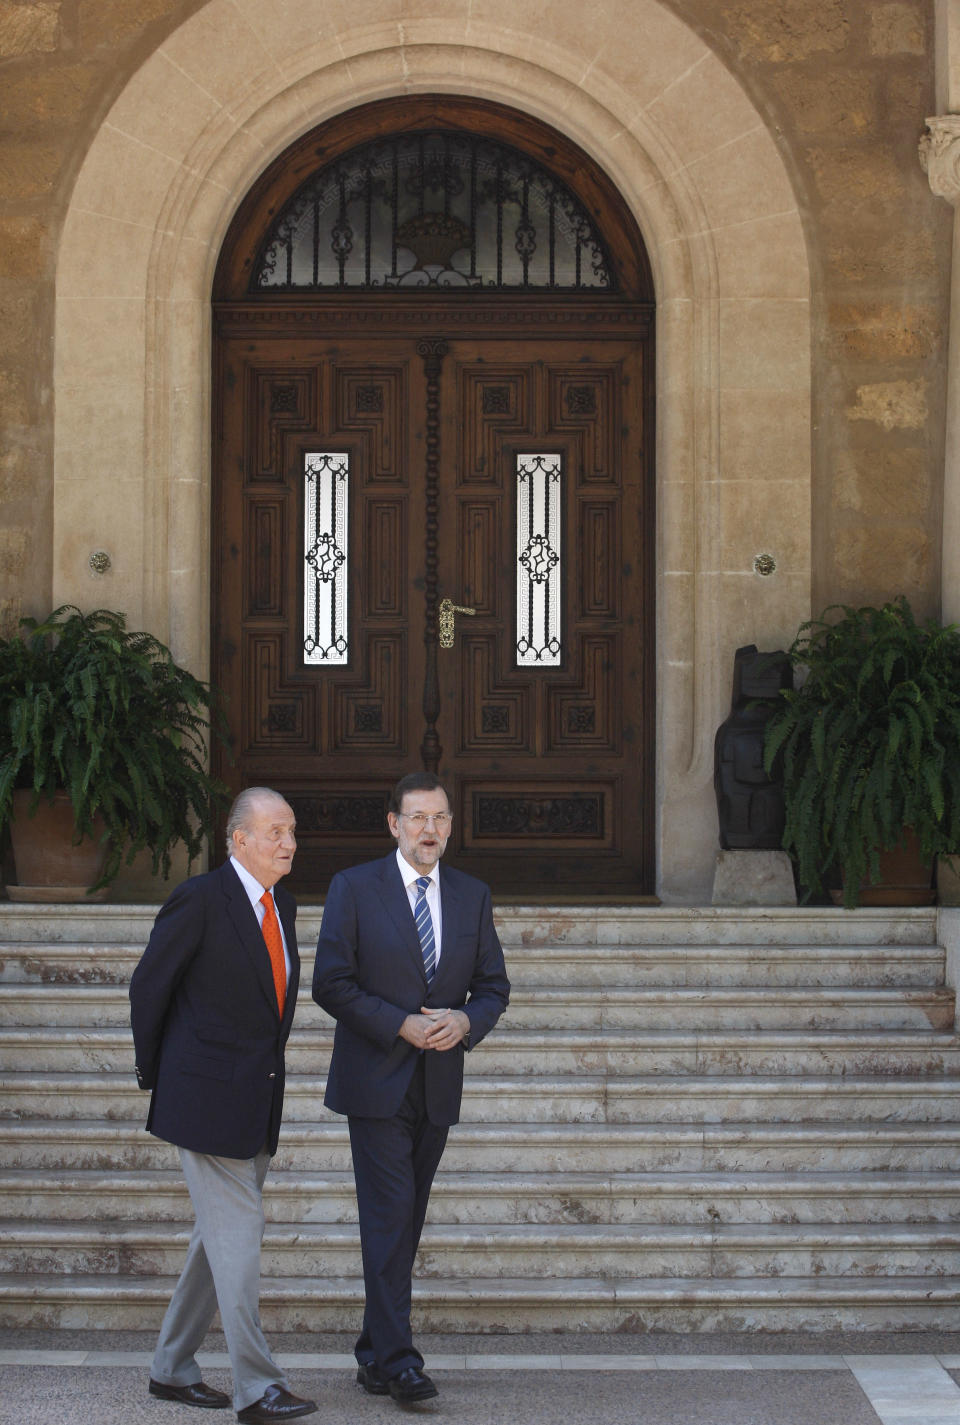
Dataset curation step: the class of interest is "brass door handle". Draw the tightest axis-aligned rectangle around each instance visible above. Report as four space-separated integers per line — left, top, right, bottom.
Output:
438 597 477 648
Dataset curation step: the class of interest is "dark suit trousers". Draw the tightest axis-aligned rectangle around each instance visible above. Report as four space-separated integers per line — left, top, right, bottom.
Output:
348 1056 449 1376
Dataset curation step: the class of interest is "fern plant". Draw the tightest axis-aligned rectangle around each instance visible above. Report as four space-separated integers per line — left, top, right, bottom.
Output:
763 598 960 908
0 606 230 889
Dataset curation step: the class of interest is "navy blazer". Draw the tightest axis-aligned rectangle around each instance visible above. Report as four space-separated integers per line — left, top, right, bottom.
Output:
129 861 300 1158
312 854 510 1127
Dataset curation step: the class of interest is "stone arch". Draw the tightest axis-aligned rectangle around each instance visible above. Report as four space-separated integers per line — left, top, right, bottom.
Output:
53 2 811 902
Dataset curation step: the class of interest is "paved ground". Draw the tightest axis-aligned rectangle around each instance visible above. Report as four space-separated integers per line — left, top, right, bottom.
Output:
5 1331 960 1425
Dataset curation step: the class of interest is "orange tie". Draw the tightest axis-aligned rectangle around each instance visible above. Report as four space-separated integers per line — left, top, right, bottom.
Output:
259 890 286 1015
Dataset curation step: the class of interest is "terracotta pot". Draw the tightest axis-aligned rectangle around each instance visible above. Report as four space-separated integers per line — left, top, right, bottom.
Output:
7 789 110 901
832 830 936 907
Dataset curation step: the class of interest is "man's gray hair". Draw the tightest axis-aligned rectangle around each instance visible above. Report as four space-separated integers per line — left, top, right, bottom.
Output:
225 787 286 855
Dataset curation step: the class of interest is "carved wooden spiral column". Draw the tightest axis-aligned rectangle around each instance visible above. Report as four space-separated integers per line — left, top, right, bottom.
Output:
417 338 449 771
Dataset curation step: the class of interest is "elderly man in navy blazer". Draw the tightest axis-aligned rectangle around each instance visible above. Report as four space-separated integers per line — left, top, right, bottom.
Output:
313 771 510 1405
130 788 317 1423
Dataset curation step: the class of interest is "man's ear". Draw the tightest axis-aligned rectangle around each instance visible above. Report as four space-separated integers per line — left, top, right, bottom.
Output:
387 813 400 842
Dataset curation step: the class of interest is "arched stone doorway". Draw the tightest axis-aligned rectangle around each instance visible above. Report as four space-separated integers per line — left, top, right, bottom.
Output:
212 98 656 894
52 0 812 901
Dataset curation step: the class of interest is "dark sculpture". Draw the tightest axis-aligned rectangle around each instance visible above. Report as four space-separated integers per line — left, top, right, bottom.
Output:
714 644 792 850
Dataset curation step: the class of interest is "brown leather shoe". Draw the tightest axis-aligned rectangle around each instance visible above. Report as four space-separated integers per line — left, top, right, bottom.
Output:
149 1379 231 1409
235 1385 318 1422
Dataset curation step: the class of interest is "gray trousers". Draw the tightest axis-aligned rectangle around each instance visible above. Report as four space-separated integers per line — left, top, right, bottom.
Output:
150 1146 286 1412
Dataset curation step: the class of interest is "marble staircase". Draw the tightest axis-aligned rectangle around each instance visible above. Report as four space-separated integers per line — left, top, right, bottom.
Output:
2 903 960 1332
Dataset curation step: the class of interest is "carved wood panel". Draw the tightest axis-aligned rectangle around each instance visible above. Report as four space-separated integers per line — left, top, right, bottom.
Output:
547 365 620 482
457 634 531 752
252 369 316 478
213 315 653 893
434 336 650 891
458 367 531 484
335 366 406 482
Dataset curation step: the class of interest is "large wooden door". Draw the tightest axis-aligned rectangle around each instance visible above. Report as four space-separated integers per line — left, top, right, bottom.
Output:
212 304 653 894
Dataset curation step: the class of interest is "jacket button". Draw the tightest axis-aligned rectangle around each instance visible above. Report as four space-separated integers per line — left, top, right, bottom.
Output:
268 1072 276 1079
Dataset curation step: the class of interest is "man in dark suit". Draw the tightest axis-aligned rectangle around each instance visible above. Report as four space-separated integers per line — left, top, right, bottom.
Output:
129 788 317 1423
312 771 510 1405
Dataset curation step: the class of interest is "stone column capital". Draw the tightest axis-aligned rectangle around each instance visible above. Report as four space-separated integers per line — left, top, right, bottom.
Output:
920 115 960 203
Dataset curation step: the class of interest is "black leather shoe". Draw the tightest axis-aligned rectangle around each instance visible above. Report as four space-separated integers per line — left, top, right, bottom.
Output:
149 1379 231 1409
387 1367 439 1404
356 1361 390 1396
236 1385 317 1422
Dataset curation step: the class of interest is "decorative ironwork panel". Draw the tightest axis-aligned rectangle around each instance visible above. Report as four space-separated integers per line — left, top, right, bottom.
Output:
303 452 349 665
253 131 615 292
516 453 562 666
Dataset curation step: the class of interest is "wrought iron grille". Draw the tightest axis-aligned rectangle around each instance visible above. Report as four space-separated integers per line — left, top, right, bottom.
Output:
303 452 349 665
253 130 615 292
516 453 562 666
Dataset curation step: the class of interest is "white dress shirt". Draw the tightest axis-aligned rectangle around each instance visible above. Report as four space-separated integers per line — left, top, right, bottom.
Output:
395 848 442 969
230 855 291 987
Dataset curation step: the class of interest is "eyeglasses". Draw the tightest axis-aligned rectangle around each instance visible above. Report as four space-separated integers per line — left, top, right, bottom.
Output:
400 812 453 829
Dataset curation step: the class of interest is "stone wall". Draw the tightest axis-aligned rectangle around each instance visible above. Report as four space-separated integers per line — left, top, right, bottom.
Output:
665 0 951 618
0 0 949 635
0 0 187 633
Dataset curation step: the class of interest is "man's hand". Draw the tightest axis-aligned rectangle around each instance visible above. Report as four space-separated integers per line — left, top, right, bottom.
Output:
421 1007 470 1051
398 1012 435 1050
397 1008 470 1051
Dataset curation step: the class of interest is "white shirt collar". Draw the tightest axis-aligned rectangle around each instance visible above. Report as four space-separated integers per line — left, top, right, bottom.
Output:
230 854 269 908
394 847 440 890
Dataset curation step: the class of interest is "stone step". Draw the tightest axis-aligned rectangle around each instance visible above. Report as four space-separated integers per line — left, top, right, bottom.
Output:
3 982 952 1031
0 940 948 989
10 1116 960 1174
0 903 939 949
7 1164 960 1224
503 944 948 989
497 986 957 1030
1 1270 959 1331
6 1070 960 1123
3 1025 960 1076
3 1218 958 1280
0 902 955 1335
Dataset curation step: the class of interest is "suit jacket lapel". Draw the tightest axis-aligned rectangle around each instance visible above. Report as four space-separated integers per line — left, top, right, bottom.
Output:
433 868 462 992
219 861 283 1017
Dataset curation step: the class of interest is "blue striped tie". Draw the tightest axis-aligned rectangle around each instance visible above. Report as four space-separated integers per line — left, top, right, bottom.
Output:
414 875 436 984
